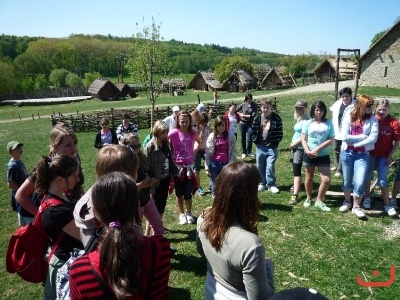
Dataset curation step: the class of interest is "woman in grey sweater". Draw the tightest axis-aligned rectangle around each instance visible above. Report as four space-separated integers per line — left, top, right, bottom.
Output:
196 162 274 299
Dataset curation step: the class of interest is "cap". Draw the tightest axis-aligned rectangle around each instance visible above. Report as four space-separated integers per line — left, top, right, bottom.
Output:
197 103 206 114
7 141 23 151
172 105 180 112
294 100 307 108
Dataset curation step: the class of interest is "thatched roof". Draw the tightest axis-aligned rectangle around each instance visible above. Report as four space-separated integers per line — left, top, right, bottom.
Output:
88 79 120 100
260 68 285 86
222 70 255 86
313 57 357 78
161 78 187 87
188 71 222 89
115 83 136 98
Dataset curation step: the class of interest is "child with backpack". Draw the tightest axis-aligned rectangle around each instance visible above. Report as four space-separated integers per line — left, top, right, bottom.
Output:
35 155 83 299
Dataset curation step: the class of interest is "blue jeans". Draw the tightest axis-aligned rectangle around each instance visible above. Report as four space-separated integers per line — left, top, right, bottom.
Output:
367 156 389 187
340 150 369 197
240 122 252 154
256 145 278 187
210 160 228 197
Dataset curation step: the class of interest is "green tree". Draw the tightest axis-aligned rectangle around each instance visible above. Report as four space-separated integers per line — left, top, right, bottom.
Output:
127 19 169 127
215 56 253 82
14 52 51 75
65 73 83 87
34 74 49 90
370 30 386 46
83 71 101 87
49 68 69 88
0 61 18 95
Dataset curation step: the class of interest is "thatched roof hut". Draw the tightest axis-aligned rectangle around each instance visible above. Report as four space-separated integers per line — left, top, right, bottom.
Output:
221 70 256 92
161 78 187 92
259 68 285 88
115 83 137 98
88 79 120 100
188 71 222 91
313 58 357 82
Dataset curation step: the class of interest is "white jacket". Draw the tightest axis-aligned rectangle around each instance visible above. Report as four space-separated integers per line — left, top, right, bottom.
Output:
329 98 355 140
205 132 237 171
341 110 379 152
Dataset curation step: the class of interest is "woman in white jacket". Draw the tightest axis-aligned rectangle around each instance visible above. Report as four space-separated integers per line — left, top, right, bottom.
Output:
339 95 379 218
205 115 237 198
329 87 355 177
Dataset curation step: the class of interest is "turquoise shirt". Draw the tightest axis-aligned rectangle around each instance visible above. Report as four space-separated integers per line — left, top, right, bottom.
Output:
291 118 310 149
302 119 334 157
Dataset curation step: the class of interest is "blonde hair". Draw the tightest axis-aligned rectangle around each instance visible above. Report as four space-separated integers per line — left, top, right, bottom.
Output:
49 125 78 155
96 144 138 181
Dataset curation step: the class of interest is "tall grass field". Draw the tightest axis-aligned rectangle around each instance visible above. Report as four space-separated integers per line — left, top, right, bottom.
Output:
1 86 400 299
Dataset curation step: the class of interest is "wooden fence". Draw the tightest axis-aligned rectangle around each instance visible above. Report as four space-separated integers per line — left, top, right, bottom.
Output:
50 98 279 132
0 87 89 102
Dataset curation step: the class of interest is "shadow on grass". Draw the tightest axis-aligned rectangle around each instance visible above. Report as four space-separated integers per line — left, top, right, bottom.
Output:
166 227 197 243
171 253 207 276
260 202 293 212
170 287 192 300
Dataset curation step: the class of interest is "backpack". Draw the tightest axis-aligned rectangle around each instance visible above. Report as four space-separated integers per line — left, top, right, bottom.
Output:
6 198 65 283
56 229 102 300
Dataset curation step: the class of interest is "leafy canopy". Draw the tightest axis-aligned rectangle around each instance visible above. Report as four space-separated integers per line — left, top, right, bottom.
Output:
215 56 253 82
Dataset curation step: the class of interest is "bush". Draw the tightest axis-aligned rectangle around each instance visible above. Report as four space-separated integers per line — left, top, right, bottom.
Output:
84 72 101 87
34 74 49 90
49 68 69 88
65 73 83 87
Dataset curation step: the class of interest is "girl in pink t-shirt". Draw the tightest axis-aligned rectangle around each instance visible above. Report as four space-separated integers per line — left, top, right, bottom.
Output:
168 111 199 225
205 115 237 198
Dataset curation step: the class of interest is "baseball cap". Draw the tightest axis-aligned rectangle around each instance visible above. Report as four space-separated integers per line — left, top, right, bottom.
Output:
197 103 206 114
7 141 23 151
294 100 307 108
172 106 180 113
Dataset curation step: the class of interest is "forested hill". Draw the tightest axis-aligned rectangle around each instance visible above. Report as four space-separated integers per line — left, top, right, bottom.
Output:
0 34 288 76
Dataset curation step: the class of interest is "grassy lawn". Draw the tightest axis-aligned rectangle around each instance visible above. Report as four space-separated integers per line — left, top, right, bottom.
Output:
1 86 400 299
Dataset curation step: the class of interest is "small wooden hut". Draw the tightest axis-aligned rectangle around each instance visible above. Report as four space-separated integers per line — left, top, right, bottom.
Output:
88 79 120 100
259 68 286 88
115 83 137 98
161 78 187 94
188 71 222 91
221 70 256 92
313 57 357 82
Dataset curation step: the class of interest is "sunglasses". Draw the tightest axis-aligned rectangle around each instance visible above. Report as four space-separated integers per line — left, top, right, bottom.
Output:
101 123 108 126
366 104 374 108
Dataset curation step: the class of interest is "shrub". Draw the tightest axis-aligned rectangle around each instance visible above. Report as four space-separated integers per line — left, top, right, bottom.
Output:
65 73 83 87
84 72 101 87
49 68 69 88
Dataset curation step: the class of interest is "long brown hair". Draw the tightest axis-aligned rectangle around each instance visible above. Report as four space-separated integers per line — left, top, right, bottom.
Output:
92 172 142 298
350 95 374 123
201 162 261 249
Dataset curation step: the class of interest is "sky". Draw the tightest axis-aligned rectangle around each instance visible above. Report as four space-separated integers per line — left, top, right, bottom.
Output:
0 0 399 56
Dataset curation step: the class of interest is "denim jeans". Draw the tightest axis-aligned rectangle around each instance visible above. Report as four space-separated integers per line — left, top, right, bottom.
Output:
210 160 228 197
256 145 278 187
340 150 370 197
367 156 389 187
240 122 252 154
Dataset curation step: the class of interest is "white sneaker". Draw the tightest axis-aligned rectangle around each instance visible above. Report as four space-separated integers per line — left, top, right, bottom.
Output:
363 197 371 209
384 206 397 217
303 198 312 207
351 206 366 219
179 213 187 225
258 184 266 192
186 212 196 224
241 154 247 159
330 166 337 171
268 186 280 194
339 201 351 212
249 153 256 157
390 198 398 209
